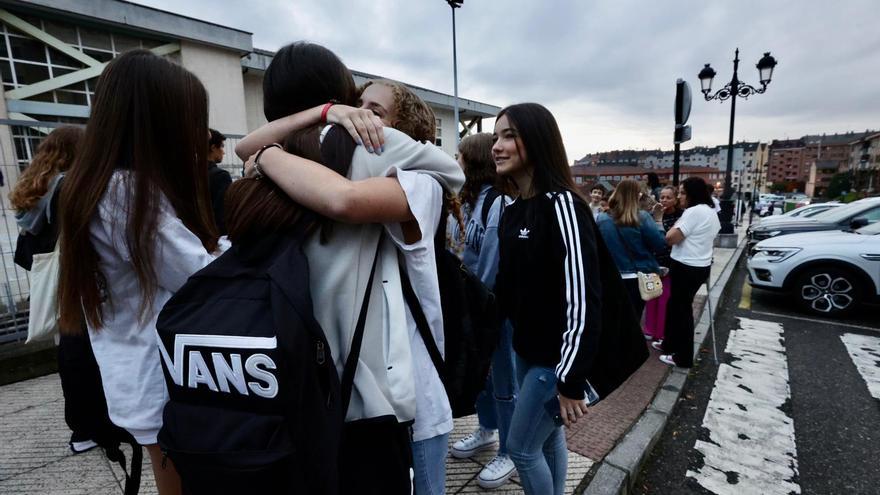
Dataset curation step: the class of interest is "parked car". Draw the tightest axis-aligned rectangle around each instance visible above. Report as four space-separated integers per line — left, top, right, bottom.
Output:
754 194 786 216
748 197 880 251
754 202 842 227
748 221 880 316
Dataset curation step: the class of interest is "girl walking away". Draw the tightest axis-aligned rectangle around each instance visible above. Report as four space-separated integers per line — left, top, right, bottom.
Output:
644 185 683 342
236 41 463 495
448 133 519 489
596 179 666 319
656 177 720 368
493 103 647 495
57 50 225 495
10 126 102 454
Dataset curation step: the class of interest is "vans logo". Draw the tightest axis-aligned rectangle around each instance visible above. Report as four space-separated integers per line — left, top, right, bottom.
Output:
158 334 279 399
518 228 530 239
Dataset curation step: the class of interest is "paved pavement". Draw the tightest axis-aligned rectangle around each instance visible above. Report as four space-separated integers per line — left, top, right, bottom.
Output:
635 255 880 494
0 233 745 494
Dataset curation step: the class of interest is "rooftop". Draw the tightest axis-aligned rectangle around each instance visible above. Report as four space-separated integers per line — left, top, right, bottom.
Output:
2 0 253 53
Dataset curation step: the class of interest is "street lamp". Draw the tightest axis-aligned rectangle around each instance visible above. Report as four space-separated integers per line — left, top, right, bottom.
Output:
699 48 778 235
446 0 463 147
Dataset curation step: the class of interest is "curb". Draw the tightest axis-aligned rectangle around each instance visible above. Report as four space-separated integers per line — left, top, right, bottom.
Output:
581 236 748 495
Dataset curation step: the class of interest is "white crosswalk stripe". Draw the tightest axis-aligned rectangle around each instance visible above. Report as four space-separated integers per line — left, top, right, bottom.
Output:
686 317 800 495
840 333 880 400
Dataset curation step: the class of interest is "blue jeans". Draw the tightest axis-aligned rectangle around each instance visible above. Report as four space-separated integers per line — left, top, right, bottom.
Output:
412 432 449 495
507 354 567 495
474 320 517 455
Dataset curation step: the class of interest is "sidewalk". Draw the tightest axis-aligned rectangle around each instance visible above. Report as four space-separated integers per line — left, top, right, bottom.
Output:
0 229 747 494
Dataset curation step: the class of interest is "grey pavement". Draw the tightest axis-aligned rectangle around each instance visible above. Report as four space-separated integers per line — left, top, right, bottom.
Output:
0 225 748 494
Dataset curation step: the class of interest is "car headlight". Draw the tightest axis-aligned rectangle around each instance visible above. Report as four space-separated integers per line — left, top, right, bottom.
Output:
752 247 802 263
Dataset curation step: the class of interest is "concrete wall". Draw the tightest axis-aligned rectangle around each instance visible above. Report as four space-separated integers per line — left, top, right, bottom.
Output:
179 41 248 135
242 72 267 134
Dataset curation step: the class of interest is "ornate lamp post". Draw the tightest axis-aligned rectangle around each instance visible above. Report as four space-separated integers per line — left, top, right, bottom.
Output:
699 49 778 234
445 0 464 147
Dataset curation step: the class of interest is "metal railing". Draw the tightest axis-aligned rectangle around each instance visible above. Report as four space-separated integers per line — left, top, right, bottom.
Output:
0 120 245 344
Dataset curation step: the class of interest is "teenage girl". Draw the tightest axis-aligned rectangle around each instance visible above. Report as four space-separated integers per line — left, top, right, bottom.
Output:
236 42 463 494
492 103 603 495
57 50 224 494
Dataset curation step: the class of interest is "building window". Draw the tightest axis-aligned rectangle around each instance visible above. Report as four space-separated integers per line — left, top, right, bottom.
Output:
0 18 163 107
435 118 442 147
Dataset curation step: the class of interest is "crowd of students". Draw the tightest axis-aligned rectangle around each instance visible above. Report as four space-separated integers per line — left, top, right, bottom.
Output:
10 41 720 495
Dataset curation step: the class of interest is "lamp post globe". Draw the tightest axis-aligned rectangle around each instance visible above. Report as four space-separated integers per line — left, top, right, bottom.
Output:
756 52 777 86
698 64 716 95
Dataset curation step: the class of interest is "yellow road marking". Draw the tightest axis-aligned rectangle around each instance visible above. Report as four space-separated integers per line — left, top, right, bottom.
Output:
738 281 752 310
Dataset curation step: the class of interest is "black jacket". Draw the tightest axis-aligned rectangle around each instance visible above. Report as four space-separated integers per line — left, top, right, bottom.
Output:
208 163 232 235
496 191 648 400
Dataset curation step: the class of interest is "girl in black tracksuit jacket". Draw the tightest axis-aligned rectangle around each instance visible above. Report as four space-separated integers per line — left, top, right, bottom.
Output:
492 104 646 495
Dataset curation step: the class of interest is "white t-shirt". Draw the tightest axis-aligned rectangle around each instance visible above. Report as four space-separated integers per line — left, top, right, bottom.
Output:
671 204 721 267
87 171 227 445
384 169 453 443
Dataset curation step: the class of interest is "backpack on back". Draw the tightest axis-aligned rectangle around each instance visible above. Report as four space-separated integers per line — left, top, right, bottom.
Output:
401 197 500 418
156 230 341 495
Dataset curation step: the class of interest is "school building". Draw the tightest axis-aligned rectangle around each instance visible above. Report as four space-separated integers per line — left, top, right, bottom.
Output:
0 0 499 342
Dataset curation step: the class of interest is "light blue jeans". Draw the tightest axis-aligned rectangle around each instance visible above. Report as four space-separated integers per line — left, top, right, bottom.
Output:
474 320 517 455
412 432 449 495
507 354 567 495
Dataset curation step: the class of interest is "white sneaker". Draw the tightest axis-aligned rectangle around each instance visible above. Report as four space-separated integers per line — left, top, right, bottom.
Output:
450 428 498 458
477 454 517 489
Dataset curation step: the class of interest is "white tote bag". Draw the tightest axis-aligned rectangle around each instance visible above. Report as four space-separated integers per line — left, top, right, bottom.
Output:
26 244 61 343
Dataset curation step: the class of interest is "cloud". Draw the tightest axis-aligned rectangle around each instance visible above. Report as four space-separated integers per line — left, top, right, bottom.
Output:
135 0 880 161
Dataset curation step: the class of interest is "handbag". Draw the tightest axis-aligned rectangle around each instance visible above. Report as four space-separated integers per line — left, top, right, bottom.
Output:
26 242 61 343
613 223 663 302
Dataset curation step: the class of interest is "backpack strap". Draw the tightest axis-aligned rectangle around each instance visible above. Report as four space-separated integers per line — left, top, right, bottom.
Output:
340 232 384 415
480 187 501 226
104 440 142 495
398 264 446 380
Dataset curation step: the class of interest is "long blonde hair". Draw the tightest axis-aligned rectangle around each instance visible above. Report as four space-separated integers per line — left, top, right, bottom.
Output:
9 126 83 212
608 179 641 227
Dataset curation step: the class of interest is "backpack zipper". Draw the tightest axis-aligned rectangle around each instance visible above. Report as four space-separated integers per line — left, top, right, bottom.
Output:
316 341 325 365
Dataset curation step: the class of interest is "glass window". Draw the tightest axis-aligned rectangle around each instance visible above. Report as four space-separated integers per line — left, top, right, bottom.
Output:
13 62 49 85
0 60 13 85
79 27 112 50
49 48 84 69
26 91 54 103
83 48 113 63
55 89 87 105
9 36 47 63
114 35 141 53
44 20 78 45
50 66 75 78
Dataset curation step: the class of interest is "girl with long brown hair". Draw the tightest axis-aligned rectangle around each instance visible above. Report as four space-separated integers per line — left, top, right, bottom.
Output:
57 50 223 494
492 104 646 494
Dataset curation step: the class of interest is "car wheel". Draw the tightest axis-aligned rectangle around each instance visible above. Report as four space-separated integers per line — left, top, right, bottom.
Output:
794 266 862 317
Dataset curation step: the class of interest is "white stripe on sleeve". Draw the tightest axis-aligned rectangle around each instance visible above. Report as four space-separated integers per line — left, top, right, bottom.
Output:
553 191 588 382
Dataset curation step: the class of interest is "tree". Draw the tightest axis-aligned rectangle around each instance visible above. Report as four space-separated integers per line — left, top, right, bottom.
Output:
826 172 852 199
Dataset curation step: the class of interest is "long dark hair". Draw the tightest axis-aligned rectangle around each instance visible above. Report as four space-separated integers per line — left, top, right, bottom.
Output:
497 103 585 201
58 50 218 331
225 126 356 244
681 176 714 208
10 126 83 212
263 41 357 121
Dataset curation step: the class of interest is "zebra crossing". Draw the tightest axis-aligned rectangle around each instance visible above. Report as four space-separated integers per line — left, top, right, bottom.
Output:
686 317 880 495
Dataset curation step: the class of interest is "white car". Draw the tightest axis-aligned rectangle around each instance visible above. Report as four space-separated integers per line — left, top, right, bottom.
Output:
747 222 880 316
755 202 842 227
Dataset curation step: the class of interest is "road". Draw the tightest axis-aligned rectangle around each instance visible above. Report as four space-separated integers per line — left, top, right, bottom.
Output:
635 255 880 495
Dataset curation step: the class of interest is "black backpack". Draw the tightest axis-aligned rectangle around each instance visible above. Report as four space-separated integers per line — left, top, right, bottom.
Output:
156 229 342 495
400 197 501 418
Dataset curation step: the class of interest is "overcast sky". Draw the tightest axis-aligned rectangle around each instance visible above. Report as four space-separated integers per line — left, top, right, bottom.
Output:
137 0 880 162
